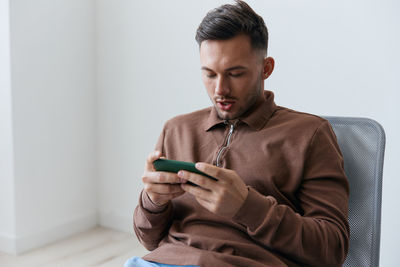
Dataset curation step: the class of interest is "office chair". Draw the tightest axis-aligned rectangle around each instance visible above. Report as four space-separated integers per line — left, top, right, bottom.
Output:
323 117 385 267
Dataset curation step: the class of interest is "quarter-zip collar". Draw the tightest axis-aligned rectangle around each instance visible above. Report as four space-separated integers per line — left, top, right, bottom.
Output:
204 90 277 132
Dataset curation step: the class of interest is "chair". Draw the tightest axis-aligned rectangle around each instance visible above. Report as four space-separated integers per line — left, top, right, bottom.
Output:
323 116 385 267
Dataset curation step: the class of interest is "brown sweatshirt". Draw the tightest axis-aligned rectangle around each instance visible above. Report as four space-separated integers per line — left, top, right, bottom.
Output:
133 90 349 267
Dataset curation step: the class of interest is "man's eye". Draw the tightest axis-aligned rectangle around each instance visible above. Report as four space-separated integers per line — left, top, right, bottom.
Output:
206 73 216 78
229 72 244 77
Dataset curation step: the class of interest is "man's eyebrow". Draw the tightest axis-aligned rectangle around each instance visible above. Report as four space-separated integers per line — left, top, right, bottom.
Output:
201 66 213 71
201 66 247 72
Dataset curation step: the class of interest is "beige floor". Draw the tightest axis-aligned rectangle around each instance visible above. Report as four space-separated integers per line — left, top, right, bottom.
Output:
0 227 149 267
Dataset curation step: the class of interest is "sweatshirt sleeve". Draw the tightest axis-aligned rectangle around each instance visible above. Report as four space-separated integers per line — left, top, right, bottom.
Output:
133 127 174 251
133 190 173 251
232 120 350 267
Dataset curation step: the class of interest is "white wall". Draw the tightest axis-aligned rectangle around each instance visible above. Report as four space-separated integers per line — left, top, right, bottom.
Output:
96 0 400 266
4 0 97 253
0 0 16 254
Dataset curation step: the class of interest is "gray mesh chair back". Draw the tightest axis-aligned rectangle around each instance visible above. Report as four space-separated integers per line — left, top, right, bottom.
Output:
323 117 385 267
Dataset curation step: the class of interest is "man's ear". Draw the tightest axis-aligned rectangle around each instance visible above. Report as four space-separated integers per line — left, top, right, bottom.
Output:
263 57 275 80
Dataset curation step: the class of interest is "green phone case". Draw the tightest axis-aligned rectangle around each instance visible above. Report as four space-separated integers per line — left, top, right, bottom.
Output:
153 159 217 181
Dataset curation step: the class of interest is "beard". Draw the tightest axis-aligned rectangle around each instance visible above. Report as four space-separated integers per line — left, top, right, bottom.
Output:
213 76 264 120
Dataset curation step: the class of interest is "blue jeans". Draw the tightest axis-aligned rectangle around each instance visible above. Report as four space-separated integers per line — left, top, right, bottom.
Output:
124 256 199 267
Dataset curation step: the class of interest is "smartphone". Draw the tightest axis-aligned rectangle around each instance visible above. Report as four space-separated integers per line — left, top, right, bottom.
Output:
153 158 217 185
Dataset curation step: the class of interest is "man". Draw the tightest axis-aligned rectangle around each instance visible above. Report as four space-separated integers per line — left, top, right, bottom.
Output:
126 1 349 266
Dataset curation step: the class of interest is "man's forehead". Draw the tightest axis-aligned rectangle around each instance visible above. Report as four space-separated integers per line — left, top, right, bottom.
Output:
199 35 255 69
200 35 253 55
200 53 248 70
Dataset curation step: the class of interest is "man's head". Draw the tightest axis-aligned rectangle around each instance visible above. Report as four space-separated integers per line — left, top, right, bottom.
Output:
196 1 274 120
195 0 269 56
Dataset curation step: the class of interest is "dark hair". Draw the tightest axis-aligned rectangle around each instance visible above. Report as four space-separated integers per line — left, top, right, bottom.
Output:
195 0 269 54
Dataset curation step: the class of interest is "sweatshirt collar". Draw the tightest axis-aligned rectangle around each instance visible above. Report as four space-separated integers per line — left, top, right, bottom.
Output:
204 90 277 131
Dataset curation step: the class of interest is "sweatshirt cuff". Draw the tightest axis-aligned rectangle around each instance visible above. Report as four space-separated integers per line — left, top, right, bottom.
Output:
233 187 276 229
141 190 170 213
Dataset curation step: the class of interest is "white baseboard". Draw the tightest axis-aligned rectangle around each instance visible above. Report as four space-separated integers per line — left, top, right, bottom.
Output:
0 211 133 255
98 211 132 233
0 232 16 255
0 211 97 255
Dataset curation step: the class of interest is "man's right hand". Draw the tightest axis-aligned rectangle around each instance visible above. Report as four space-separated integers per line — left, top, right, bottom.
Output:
141 151 186 206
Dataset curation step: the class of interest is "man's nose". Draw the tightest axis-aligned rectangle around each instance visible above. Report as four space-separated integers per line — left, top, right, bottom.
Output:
215 75 230 96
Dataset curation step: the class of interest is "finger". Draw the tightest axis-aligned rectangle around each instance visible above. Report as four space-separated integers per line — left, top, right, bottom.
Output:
145 151 162 171
181 182 212 200
148 190 185 205
145 183 185 195
143 171 181 184
195 162 230 182
177 170 215 190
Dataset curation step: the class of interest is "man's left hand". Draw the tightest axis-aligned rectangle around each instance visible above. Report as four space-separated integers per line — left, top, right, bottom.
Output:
178 162 248 218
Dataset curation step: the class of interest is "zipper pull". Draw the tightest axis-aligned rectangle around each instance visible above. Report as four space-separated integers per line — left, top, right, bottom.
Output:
226 124 235 146
229 124 234 134
215 123 236 167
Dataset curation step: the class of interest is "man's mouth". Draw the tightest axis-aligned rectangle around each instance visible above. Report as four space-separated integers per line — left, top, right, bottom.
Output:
217 100 235 111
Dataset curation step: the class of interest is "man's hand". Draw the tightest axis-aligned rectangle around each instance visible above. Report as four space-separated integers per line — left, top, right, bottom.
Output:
142 151 185 206
178 162 248 218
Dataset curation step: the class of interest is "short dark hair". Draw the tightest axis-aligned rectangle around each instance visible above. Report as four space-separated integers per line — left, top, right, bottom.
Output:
195 0 269 54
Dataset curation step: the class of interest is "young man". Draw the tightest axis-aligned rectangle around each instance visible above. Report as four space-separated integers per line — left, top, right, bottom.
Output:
126 1 349 266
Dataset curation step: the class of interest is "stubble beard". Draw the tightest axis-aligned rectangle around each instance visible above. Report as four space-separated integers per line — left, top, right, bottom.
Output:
214 78 264 121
